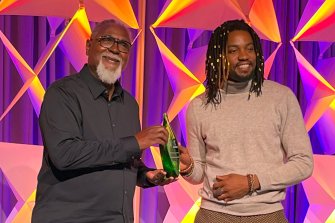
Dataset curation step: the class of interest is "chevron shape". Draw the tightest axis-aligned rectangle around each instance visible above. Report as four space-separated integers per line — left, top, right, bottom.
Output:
0 31 44 118
153 0 280 43
87 0 138 28
0 8 92 120
264 43 282 79
0 0 138 29
310 57 335 155
11 190 36 223
290 42 335 131
181 198 201 223
292 0 335 41
150 27 205 122
302 155 335 222
0 142 43 223
0 0 78 17
249 0 281 42
58 7 91 71
150 145 202 222
153 0 247 30
231 0 255 17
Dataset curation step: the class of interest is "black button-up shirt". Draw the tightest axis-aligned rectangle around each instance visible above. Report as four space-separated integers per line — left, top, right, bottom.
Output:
32 65 153 223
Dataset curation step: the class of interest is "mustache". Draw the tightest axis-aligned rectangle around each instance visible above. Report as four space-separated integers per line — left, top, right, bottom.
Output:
101 53 122 62
236 62 252 66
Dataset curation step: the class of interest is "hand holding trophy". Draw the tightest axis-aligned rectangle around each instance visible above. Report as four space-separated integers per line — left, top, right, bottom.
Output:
159 113 180 178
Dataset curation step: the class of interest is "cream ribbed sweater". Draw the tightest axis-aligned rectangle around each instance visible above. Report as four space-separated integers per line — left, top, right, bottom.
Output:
184 80 313 216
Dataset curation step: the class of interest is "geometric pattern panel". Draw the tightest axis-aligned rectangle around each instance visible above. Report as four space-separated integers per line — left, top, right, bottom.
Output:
0 168 18 223
0 0 139 28
0 143 43 223
302 155 335 223
153 0 281 43
150 146 202 222
1 0 335 222
290 42 335 134
292 0 335 156
292 0 335 42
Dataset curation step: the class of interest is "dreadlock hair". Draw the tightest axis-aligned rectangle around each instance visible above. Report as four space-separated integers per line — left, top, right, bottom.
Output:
205 19 264 105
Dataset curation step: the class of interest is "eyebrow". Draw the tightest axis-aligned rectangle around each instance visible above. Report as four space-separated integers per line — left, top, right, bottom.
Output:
227 42 254 48
99 35 131 44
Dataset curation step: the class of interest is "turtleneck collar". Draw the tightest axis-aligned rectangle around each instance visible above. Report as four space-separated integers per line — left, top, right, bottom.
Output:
220 80 252 94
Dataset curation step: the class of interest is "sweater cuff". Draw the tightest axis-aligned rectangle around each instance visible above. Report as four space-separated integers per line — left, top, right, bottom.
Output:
256 172 272 192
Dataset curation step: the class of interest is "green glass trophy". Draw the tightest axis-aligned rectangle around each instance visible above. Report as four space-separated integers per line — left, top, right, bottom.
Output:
159 113 180 178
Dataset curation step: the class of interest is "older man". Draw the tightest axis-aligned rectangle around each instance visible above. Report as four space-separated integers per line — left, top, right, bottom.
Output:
32 19 174 223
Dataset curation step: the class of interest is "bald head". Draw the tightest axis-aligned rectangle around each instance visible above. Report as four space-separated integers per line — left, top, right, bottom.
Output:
91 19 132 43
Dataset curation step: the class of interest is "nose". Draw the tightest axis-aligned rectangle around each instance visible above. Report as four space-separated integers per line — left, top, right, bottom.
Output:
238 49 248 60
107 42 120 54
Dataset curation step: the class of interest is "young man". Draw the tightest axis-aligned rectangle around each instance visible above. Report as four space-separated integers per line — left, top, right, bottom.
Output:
32 19 175 223
179 20 313 222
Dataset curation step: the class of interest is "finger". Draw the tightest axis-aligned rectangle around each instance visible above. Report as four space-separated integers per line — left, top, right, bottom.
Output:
152 128 167 144
155 171 166 179
167 177 177 182
218 192 231 202
152 176 165 185
213 187 224 197
157 170 167 178
212 182 222 189
216 175 225 181
178 144 188 152
156 138 167 145
159 132 168 144
161 127 169 137
150 125 164 130
160 170 167 175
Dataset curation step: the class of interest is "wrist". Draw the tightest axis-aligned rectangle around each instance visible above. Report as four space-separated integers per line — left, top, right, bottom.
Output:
253 174 260 190
246 174 255 194
180 157 194 177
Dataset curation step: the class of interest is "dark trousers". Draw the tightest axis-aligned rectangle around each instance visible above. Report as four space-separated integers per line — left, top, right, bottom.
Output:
195 208 288 223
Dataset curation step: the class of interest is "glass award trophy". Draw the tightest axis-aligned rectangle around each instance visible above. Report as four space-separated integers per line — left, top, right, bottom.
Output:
159 113 180 178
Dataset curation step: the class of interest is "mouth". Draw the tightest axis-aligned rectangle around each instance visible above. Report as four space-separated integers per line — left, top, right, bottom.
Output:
236 63 253 73
102 55 121 64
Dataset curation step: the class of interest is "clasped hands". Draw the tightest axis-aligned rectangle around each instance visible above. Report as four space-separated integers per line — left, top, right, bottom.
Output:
212 174 251 202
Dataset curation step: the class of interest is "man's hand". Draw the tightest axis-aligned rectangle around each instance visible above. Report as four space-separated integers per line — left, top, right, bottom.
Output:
146 169 177 186
135 126 168 151
178 144 192 171
212 173 250 202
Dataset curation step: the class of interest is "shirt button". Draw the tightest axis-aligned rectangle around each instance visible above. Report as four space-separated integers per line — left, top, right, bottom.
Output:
112 123 116 127
124 191 127 194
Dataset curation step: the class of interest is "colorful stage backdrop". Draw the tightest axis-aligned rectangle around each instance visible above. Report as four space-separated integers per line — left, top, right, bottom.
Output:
1 0 335 222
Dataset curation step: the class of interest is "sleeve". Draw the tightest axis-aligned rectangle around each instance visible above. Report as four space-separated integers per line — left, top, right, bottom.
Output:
182 99 206 184
136 159 156 188
39 86 141 171
257 89 314 191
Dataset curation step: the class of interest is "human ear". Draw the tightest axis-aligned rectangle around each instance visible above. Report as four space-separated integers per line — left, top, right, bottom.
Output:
86 39 91 56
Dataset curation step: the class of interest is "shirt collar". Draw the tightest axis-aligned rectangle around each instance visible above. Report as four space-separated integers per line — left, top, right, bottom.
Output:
80 64 124 101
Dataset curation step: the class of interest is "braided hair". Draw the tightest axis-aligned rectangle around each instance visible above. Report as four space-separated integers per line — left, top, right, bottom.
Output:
205 19 264 105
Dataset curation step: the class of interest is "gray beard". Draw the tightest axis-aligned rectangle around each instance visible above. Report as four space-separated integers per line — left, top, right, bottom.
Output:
96 57 122 84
